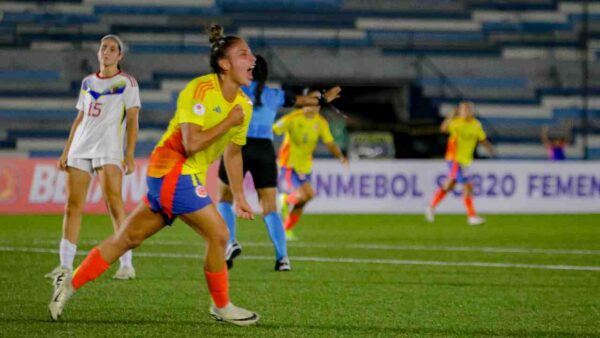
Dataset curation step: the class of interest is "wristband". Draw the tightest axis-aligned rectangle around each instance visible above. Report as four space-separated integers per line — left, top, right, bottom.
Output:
318 93 328 106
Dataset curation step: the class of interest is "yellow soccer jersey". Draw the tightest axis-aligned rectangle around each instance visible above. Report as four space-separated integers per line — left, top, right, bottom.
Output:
445 117 486 166
273 109 334 174
148 73 252 183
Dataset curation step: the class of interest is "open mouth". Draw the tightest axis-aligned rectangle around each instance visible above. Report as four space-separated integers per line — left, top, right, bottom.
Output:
247 64 255 80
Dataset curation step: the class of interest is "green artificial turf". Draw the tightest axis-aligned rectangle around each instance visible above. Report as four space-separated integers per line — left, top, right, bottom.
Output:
0 214 598 337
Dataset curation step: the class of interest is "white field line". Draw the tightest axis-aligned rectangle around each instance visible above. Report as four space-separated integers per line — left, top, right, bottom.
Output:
3 239 599 256
0 246 599 272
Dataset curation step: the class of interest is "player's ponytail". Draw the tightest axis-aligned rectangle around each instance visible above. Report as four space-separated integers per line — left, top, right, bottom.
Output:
208 24 241 74
253 55 268 107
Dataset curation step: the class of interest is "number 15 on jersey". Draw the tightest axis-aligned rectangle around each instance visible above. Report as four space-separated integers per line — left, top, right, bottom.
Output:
88 101 102 117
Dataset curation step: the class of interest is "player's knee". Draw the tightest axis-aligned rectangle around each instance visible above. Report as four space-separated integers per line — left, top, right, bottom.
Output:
105 195 124 213
210 230 229 250
260 200 277 215
64 197 85 216
444 180 456 191
305 190 316 202
118 230 144 250
218 187 233 202
207 223 229 249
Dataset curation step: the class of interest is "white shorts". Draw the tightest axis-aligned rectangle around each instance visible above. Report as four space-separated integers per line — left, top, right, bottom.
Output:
67 157 122 175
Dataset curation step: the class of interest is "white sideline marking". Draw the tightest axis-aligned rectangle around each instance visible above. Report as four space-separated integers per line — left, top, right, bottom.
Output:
3 239 599 256
1 246 599 272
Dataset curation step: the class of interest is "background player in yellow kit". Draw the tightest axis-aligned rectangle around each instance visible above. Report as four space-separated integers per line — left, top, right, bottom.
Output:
274 92 347 240
425 101 496 225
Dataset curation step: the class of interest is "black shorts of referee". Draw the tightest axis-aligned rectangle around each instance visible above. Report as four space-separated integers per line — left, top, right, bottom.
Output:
218 137 278 189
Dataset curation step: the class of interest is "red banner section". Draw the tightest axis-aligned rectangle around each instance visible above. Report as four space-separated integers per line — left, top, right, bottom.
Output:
0 158 219 214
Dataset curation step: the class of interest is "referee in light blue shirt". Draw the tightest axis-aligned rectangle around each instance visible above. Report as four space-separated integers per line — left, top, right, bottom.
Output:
216 55 341 271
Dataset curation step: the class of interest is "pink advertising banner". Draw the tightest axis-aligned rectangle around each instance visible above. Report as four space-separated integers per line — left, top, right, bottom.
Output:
0 158 220 214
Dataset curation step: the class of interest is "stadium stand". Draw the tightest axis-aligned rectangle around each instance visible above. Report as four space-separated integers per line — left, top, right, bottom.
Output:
0 0 599 159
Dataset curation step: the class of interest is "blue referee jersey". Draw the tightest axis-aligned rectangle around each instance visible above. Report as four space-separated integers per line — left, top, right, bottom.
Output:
242 81 286 140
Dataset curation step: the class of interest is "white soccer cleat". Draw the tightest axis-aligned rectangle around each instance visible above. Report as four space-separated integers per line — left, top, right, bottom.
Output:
209 303 260 326
113 266 136 280
44 265 71 279
468 216 486 226
424 206 435 223
48 272 75 321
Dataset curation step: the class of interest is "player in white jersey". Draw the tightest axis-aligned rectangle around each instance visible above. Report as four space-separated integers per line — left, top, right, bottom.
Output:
45 34 141 280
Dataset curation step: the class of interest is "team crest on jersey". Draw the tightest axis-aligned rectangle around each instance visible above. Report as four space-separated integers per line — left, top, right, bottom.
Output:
193 103 205 116
195 185 208 198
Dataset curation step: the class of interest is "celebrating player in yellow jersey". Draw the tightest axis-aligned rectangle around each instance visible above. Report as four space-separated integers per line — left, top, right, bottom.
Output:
425 101 496 226
48 24 260 326
274 93 347 239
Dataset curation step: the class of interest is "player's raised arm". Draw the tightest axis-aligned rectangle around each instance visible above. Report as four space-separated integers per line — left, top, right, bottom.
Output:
294 86 342 107
540 124 551 147
440 107 458 133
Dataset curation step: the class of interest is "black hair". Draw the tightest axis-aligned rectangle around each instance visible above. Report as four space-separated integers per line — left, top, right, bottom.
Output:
208 24 241 74
252 55 268 107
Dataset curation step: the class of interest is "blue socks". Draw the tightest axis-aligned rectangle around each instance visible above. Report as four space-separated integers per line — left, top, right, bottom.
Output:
218 203 287 260
217 202 236 245
264 211 288 260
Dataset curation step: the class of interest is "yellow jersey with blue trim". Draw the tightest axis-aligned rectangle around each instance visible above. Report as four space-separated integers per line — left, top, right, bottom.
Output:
147 73 253 183
273 109 334 174
444 117 486 166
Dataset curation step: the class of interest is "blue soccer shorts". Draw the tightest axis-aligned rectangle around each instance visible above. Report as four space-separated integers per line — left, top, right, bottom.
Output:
143 173 212 225
278 166 312 194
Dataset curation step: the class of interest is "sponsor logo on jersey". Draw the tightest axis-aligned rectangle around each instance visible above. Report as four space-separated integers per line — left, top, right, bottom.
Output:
193 103 205 116
195 185 208 198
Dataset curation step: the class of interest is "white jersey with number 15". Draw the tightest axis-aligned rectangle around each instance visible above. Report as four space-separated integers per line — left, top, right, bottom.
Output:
69 71 141 160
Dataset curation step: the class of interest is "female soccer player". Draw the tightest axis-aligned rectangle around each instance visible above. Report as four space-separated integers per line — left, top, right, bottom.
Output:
49 24 260 326
274 93 347 240
217 55 341 271
425 101 496 225
45 34 140 281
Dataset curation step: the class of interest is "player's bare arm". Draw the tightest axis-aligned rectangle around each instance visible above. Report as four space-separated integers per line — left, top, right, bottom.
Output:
440 108 458 133
57 111 84 171
123 106 140 175
326 142 348 166
480 139 497 157
295 86 342 107
223 143 254 220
